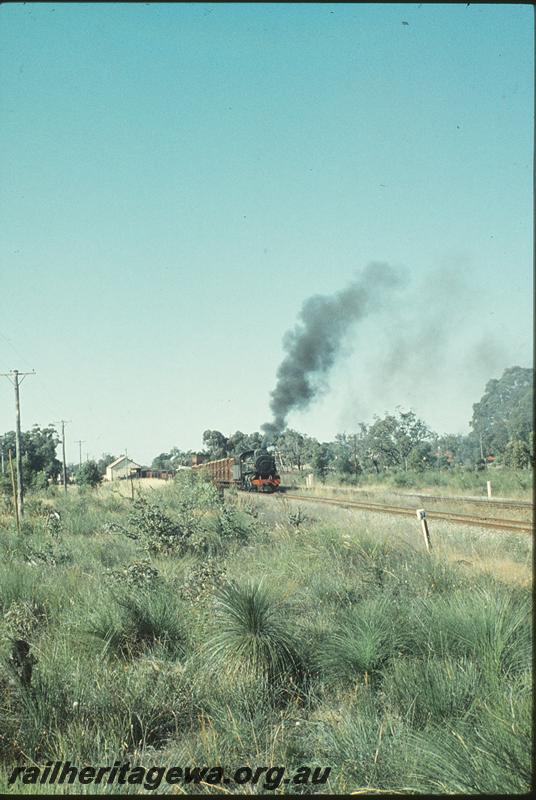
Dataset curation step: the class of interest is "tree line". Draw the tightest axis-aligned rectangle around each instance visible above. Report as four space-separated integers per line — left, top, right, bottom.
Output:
152 366 533 481
0 366 532 492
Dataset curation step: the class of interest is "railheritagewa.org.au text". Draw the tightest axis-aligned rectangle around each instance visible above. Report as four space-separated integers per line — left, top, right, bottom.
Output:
9 761 332 791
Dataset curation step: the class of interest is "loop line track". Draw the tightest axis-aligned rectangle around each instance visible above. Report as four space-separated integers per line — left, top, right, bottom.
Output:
281 493 533 534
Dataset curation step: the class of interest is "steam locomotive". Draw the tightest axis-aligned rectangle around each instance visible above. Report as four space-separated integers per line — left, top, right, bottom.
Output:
192 448 281 493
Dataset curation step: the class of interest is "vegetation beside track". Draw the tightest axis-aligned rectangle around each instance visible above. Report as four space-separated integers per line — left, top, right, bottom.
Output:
283 464 533 501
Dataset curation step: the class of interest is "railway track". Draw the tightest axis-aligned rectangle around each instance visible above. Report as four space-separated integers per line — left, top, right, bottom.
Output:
281 493 534 534
284 485 533 510
395 492 533 510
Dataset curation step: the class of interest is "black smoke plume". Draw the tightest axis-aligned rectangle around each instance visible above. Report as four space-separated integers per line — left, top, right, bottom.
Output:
262 262 402 438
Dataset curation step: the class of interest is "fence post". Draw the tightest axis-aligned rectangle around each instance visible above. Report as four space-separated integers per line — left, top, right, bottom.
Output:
487 480 492 499
416 508 432 552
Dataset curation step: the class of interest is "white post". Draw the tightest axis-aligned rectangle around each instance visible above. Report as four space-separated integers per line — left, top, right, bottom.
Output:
487 480 492 499
416 509 432 552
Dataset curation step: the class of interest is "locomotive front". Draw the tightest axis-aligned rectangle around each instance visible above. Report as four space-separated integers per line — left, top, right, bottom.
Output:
238 448 281 492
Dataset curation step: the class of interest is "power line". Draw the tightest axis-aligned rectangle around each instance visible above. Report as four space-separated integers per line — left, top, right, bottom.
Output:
0 332 59 423
0 369 36 517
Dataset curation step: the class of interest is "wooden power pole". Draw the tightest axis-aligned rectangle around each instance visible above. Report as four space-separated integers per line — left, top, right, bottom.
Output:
75 440 85 471
1 369 35 518
54 420 71 492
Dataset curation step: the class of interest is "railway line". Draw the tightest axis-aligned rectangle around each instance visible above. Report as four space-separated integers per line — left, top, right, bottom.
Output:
281 492 534 534
391 492 533 510
283 484 533 510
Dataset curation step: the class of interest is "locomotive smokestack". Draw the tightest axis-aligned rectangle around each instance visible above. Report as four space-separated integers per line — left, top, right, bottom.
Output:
262 262 402 437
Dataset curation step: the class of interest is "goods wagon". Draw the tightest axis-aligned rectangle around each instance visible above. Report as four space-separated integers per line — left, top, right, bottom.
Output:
192 448 280 492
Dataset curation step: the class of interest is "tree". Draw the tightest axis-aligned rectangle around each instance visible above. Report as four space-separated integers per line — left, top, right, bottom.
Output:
470 367 533 458
366 409 434 471
507 385 534 443
1 425 62 488
366 415 400 469
334 432 364 480
77 460 102 488
97 453 116 475
434 433 477 467
275 429 317 471
396 410 434 471
406 441 434 471
152 452 173 470
202 430 229 459
502 439 531 469
227 431 264 456
152 447 195 469
312 443 333 483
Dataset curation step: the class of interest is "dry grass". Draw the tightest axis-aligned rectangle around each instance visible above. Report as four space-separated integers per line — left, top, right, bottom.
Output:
444 552 532 587
254 493 532 587
101 477 172 496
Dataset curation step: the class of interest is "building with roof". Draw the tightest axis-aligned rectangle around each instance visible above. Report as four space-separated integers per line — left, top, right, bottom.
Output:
104 455 142 481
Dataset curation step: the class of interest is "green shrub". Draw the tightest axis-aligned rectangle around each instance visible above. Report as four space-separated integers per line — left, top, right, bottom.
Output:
169 471 222 536
128 495 186 554
217 503 252 543
76 460 102 488
105 559 161 590
179 557 226 605
186 524 225 557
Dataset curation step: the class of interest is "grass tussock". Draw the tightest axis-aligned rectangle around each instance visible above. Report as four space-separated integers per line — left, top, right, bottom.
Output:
202 580 306 699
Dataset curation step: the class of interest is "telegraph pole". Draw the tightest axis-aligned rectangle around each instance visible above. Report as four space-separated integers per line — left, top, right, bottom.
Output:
1 369 35 518
54 420 71 492
0 436 4 477
75 440 85 470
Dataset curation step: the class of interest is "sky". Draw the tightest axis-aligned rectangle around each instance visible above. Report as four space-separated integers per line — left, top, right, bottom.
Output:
0 2 533 465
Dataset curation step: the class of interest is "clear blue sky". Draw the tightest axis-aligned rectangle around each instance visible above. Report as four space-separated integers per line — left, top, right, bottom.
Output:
0 3 532 464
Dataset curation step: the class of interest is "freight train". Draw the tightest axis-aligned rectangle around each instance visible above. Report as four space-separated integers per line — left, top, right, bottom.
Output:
192 448 281 492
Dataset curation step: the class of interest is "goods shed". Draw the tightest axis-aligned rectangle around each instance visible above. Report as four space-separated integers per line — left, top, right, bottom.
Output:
105 455 141 481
